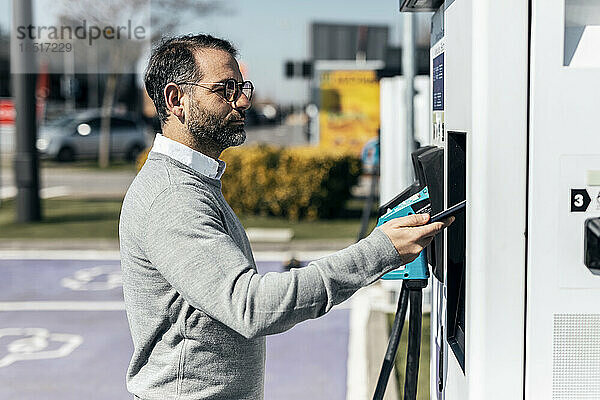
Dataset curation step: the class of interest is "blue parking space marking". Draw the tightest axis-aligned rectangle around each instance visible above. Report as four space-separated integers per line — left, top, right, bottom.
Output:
0 310 131 400
266 309 349 400
0 259 122 302
0 259 350 400
0 260 287 303
259 263 349 399
256 260 285 273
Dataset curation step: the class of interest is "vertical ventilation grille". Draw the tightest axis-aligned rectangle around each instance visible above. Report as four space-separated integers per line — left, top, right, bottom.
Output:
553 314 600 399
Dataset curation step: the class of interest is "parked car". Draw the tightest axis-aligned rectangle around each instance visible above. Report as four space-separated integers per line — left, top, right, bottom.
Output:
37 110 147 162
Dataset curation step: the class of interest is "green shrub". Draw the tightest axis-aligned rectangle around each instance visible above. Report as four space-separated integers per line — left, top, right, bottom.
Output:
136 147 151 171
222 145 360 220
138 144 361 221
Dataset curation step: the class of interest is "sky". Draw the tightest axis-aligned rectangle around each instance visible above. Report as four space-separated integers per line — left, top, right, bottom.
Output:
1 0 431 104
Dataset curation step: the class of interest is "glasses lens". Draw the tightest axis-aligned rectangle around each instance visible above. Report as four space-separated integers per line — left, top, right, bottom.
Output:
242 81 253 102
224 80 236 102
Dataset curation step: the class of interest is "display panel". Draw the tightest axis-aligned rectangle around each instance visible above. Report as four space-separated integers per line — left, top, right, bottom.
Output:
417 148 445 281
446 131 466 372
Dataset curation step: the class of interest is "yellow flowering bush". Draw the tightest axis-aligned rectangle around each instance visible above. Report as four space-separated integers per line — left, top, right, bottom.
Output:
136 148 151 171
222 145 361 220
137 144 361 220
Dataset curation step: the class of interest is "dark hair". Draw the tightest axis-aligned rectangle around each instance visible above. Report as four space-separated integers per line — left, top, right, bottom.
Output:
144 34 238 124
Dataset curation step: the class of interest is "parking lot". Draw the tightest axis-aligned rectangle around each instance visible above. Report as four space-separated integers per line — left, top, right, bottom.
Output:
0 257 350 400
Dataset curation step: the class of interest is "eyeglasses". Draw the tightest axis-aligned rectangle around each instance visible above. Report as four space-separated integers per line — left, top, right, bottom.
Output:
176 79 254 103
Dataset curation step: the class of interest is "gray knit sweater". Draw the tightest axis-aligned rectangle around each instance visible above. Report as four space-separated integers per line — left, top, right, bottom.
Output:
119 151 402 400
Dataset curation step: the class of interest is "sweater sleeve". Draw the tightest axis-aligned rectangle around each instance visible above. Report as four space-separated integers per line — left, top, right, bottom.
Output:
144 184 403 339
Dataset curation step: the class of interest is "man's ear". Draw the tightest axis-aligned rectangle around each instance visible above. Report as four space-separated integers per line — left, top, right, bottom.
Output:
164 83 186 123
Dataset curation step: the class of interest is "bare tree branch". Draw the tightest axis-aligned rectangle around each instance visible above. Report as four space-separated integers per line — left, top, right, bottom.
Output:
55 0 228 167
149 0 229 40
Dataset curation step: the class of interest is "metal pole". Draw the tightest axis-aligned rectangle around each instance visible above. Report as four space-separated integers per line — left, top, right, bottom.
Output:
11 0 41 222
403 12 417 184
88 45 99 108
64 39 75 111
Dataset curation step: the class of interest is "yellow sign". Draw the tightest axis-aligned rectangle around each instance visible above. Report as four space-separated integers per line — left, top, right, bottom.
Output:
319 70 379 154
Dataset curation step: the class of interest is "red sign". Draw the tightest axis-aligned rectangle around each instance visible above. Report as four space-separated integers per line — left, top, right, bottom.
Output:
0 99 16 126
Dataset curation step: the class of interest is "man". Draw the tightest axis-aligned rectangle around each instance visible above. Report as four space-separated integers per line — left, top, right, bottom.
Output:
119 34 451 400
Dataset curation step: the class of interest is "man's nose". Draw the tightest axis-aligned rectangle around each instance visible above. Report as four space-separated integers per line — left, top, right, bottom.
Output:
233 93 251 111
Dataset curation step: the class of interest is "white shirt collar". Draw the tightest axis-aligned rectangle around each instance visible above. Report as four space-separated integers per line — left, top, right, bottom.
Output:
150 133 226 180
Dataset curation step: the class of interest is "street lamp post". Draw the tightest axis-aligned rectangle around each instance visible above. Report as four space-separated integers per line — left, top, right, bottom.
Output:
11 0 41 222
403 12 417 184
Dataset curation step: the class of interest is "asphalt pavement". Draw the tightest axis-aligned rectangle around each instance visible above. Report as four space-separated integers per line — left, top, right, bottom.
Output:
0 166 136 200
0 123 373 398
0 124 310 201
0 258 350 400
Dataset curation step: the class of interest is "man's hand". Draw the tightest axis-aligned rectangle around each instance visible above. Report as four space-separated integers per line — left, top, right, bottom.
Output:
379 213 454 265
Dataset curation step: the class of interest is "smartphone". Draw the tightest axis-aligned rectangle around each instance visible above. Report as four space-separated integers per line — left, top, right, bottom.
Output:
429 200 466 223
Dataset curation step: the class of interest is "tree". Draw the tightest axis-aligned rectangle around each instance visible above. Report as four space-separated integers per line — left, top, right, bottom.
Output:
57 0 227 167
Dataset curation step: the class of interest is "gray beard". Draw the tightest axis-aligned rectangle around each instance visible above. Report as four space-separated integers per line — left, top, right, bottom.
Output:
187 104 246 152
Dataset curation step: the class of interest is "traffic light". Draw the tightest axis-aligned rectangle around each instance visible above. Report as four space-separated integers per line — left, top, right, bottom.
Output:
284 60 313 79
285 61 295 78
301 61 313 78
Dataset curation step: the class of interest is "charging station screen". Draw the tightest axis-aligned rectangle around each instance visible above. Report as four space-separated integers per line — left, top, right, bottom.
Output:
447 131 466 372
432 53 444 111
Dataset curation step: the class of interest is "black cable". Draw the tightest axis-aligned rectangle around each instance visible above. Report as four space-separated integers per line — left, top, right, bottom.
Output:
404 289 423 400
372 283 409 400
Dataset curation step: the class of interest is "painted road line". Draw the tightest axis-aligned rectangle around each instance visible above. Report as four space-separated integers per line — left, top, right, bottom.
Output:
0 251 121 260
0 301 352 312
0 327 83 368
0 185 71 200
0 260 123 302
246 228 293 242
0 301 126 311
254 251 334 261
40 186 71 199
0 250 333 262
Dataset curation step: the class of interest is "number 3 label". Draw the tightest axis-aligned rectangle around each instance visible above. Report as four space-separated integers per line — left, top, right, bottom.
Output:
571 189 591 212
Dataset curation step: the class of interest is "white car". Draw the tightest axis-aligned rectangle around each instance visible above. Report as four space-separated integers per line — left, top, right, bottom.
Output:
37 110 147 162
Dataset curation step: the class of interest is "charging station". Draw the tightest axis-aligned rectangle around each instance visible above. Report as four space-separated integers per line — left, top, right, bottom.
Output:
378 1 600 399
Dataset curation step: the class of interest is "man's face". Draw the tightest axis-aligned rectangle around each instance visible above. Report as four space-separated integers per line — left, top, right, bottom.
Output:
185 49 250 151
